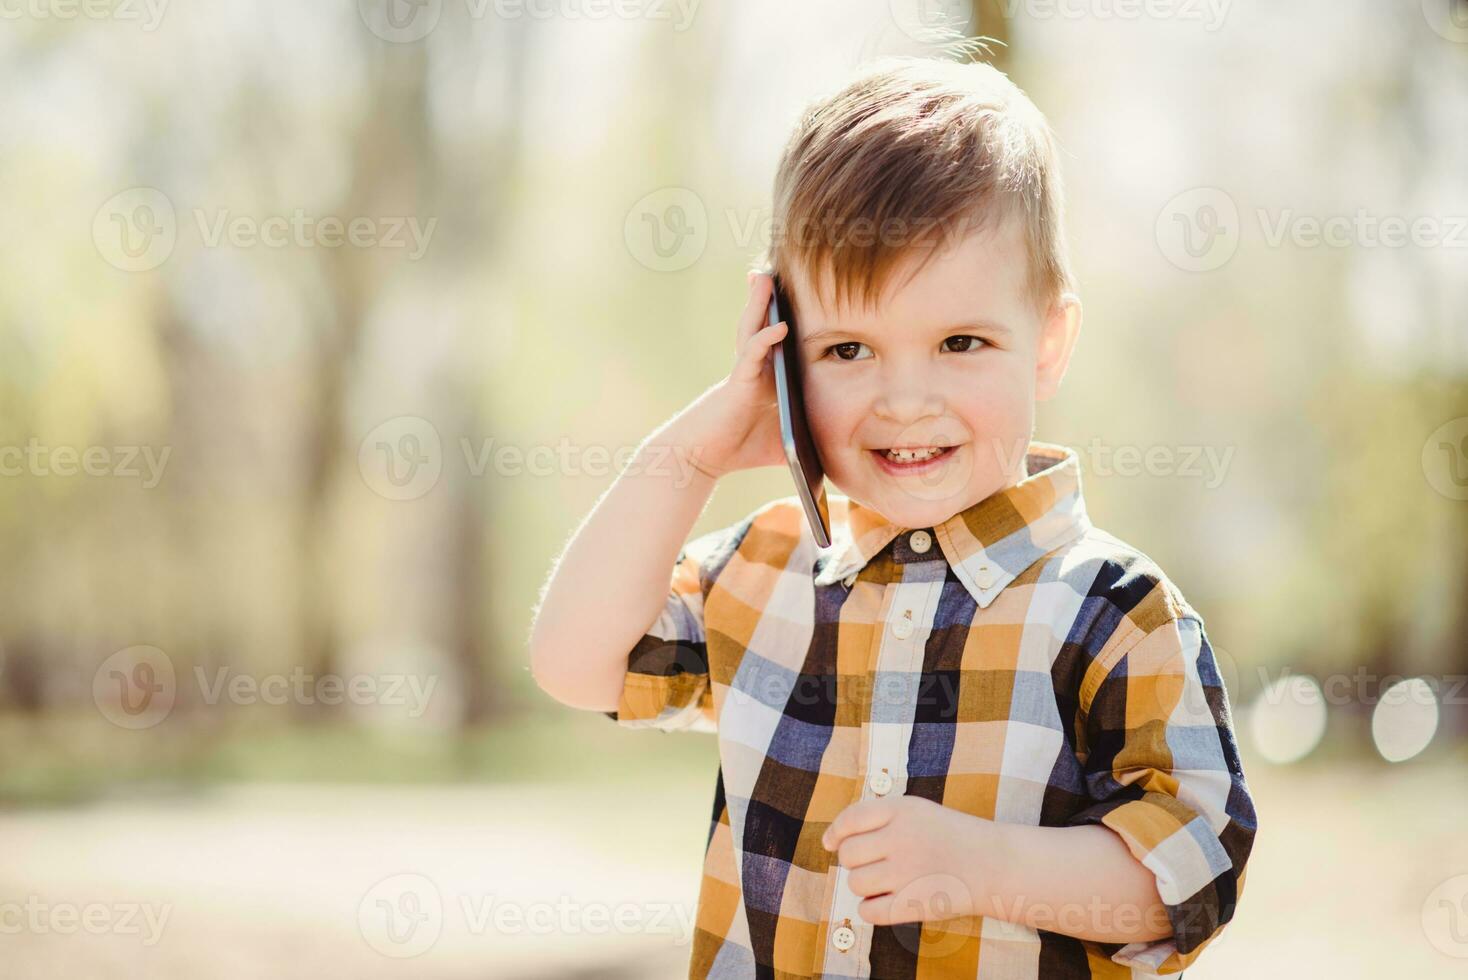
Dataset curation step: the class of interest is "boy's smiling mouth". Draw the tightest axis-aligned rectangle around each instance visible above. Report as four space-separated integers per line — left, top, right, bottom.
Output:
869 443 961 475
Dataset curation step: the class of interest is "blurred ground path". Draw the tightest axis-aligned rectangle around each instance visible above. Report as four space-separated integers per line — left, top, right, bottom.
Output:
0 759 1464 978
0 781 707 979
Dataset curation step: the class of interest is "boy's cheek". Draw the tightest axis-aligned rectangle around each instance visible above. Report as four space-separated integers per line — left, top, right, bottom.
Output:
802 385 852 447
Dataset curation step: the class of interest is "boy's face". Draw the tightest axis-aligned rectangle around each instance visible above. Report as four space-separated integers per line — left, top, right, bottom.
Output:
791 217 1082 530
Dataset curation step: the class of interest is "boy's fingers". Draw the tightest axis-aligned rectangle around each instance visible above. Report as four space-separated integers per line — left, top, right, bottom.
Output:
736 272 773 352
856 893 899 927
732 321 786 383
822 798 897 851
832 828 887 869
846 858 898 898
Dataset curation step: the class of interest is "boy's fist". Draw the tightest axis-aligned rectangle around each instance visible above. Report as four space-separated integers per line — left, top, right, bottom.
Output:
822 795 999 927
666 271 792 481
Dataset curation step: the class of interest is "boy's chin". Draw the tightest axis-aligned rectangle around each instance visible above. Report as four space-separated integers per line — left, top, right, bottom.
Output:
838 482 976 530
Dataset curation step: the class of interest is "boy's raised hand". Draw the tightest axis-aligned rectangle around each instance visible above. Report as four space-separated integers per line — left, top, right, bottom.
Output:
668 271 792 482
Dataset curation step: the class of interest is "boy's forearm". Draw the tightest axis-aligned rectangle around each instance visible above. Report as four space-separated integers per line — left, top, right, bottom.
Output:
964 818 1172 945
528 418 716 711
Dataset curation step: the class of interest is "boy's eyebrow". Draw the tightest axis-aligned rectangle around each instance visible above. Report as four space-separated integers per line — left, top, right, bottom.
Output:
801 319 1014 343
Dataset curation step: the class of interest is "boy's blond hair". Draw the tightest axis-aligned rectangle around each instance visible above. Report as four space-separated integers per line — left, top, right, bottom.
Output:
757 56 1073 319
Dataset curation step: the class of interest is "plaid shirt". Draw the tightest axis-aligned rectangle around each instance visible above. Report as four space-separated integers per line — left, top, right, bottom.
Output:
603 441 1256 979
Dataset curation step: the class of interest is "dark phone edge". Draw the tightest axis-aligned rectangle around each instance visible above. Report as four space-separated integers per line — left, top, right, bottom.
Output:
767 274 833 549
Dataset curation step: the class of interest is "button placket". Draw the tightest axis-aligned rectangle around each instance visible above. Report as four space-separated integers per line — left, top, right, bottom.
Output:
869 767 893 796
891 609 914 640
822 573 938 978
823 864 868 975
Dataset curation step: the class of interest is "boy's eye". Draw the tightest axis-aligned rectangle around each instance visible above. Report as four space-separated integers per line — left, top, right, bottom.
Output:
823 336 988 361
943 335 988 353
826 341 873 361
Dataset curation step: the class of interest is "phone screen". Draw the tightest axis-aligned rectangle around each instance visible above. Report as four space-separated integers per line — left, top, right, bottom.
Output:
767 273 832 548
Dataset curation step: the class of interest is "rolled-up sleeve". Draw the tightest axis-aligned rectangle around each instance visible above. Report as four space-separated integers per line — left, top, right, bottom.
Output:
1066 614 1257 974
602 520 745 734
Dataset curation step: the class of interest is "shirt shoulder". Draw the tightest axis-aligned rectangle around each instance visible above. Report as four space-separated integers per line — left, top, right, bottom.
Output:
735 493 827 565
1038 524 1211 719
682 494 817 594
1043 522 1204 643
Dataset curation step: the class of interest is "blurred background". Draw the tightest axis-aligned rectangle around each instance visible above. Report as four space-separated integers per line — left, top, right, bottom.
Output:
1 0 1466 977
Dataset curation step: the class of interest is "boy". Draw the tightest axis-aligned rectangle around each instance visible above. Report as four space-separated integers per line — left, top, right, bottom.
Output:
530 56 1256 979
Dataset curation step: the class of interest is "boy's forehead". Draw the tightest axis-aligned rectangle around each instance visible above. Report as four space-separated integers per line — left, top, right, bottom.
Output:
786 218 1032 332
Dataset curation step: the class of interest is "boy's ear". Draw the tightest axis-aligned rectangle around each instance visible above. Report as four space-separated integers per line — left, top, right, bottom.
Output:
1035 291 1082 402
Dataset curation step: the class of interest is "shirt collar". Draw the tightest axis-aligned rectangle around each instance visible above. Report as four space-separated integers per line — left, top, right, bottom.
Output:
812 441 1092 608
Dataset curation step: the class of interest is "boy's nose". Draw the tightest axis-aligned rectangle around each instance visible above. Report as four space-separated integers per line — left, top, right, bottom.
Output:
873 380 945 425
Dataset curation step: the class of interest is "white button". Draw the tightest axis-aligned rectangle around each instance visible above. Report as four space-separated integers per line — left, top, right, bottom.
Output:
870 769 893 796
842 571 858 588
909 530 932 554
974 563 996 589
891 611 914 640
831 920 856 952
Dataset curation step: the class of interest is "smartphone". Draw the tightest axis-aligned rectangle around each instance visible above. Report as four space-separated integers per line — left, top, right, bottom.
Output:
767 273 833 548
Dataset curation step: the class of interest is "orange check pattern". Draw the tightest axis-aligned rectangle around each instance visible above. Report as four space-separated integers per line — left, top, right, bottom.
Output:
603 441 1256 978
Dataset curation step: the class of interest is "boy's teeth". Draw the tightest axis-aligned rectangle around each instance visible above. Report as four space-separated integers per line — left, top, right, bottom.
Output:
885 447 942 462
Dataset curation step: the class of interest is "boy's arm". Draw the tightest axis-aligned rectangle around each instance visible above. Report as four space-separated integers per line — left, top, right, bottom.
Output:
970 822 1171 943
527 420 716 713
1047 614 1256 973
